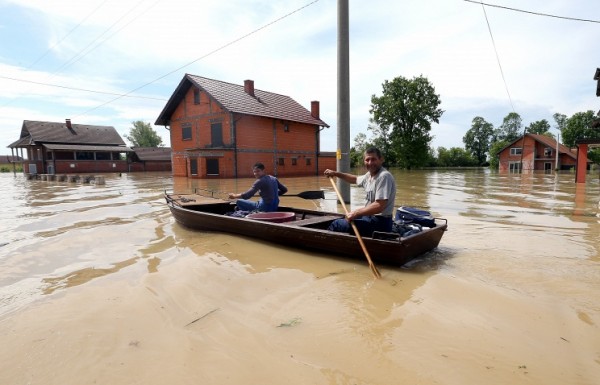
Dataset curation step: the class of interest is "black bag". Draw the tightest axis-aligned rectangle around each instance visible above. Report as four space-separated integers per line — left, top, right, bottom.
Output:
395 207 436 228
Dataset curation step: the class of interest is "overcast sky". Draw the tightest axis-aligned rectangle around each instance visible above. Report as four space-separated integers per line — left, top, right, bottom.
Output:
1 0 599 155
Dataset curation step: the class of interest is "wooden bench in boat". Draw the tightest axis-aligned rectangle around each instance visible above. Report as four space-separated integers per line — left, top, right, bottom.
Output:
288 215 342 227
172 194 228 206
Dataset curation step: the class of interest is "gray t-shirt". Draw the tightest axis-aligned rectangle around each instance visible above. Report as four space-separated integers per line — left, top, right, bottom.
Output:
356 167 396 216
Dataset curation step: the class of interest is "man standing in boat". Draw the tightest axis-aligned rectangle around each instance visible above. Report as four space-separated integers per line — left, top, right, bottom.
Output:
324 147 396 237
228 162 288 212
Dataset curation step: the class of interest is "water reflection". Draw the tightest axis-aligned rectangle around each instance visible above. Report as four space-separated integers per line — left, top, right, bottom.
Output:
1 170 599 385
1 170 599 318
42 257 139 294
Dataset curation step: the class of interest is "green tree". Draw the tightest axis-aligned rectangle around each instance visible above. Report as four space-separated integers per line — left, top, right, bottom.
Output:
125 120 164 147
350 132 370 167
370 75 444 169
488 140 509 170
526 119 552 136
425 146 438 167
561 111 598 147
589 148 600 165
553 113 567 133
562 110 600 165
436 147 478 167
367 120 397 166
463 116 494 165
495 112 523 142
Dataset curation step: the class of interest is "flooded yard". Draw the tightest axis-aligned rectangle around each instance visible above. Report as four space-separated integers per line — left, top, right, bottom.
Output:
0 170 599 385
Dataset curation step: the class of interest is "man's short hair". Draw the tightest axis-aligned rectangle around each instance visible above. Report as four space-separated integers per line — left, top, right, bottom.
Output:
364 147 382 159
253 162 265 170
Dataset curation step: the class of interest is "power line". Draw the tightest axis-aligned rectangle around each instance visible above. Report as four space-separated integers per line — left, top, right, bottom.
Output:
53 0 155 76
479 1 515 112
1 0 156 109
74 0 321 118
0 75 166 100
26 0 110 70
464 0 600 24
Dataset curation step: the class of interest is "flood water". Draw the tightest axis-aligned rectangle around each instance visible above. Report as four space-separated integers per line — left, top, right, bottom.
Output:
0 169 599 385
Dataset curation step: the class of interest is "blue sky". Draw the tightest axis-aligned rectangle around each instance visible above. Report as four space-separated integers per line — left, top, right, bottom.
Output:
1 0 599 155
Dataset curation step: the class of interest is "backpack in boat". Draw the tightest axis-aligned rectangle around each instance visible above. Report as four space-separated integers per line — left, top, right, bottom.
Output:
395 206 436 228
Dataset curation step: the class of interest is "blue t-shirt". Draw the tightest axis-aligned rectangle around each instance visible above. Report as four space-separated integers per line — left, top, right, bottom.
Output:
241 175 288 210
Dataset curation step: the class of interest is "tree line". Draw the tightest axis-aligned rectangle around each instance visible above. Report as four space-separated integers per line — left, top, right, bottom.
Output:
351 75 600 168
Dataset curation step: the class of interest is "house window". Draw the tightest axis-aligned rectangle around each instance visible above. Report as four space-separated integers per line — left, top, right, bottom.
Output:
206 159 219 175
189 158 198 176
193 89 200 105
210 122 223 147
76 151 94 160
509 162 522 173
278 158 285 166
96 152 111 160
291 157 297 166
283 123 289 132
544 147 552 157
182 124 192 141
510 147 522 156
55 151 74 160
306 158 312 166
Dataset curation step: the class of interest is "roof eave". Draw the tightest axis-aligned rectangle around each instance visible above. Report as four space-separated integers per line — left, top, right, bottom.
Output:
155 74 194 126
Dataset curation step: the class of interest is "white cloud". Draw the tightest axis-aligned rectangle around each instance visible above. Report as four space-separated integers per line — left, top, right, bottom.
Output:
1 0 599 155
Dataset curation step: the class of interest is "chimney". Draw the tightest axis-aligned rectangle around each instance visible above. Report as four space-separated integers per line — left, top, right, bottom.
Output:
310 101 320 119
66 119 72 129
244 79 255 97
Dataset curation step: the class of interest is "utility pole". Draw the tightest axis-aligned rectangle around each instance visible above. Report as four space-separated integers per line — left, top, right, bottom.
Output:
337 0 351 203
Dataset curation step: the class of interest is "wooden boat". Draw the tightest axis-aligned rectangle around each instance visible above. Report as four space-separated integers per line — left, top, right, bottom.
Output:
165 192 448 266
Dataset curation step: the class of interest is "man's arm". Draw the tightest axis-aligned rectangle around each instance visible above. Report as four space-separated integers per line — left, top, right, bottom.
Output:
277 179 288 195
324 169 357 184
228 180 259 199
347 199 387 221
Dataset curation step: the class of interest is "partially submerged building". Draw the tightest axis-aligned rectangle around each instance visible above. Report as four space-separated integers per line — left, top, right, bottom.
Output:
9 119 132 175
155 74 334 178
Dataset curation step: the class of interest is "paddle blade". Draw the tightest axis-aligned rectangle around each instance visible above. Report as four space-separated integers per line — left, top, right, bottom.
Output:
284 190 325 199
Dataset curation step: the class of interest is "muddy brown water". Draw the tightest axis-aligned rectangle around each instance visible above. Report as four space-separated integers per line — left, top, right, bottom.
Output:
0 170 598 385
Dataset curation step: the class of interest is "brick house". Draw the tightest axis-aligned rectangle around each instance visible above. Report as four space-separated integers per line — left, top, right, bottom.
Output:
128 147 172 172
9 119 132 175
154 74 333 178
497 133 578 172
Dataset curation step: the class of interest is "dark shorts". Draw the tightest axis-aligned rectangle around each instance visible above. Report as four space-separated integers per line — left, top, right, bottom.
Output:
328 215 393 237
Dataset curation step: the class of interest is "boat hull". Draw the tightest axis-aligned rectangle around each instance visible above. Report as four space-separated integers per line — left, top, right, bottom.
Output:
166 193 447 266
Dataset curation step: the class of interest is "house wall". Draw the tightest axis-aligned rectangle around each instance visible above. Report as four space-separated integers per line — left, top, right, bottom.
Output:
498 136 576 172
128 161 172 172
54 160 128 173
168 86 323 178
317 154 336 174
498 137 532 172
24 159 128 174
22 146 129 174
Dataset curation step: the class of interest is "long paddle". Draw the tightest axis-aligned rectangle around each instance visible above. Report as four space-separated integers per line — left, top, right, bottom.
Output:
281 190 325 199
328 177 382 279
194 188 324 200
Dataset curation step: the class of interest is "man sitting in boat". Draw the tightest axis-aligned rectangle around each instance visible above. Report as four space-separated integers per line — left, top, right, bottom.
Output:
324 147 396 237
228 162 288 212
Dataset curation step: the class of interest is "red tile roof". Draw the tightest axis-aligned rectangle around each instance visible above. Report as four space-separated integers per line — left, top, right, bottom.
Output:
498 133 577 159
155 74 329 127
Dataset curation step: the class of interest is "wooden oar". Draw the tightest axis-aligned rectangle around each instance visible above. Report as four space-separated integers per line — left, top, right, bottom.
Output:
281 190 325 199
328 177 382 279
195 188 324 200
